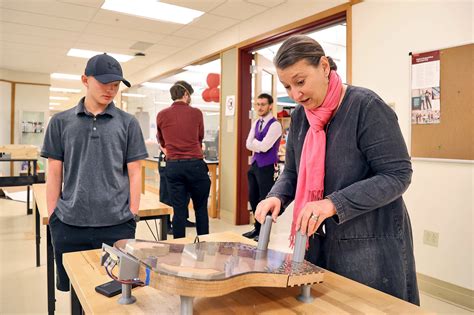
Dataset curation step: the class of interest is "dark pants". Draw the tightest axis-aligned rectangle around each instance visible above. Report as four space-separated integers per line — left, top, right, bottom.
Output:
159 163 190 229
48 212 136 291
247 162 275 232
166 159 210 239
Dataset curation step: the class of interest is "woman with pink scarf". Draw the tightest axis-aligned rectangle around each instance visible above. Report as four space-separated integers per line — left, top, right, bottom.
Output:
255 35 419 305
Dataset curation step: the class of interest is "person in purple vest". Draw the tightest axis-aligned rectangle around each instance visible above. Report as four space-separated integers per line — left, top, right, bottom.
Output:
242 93 282 241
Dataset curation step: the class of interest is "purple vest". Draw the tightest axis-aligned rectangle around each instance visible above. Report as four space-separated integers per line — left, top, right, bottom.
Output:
252 117 280 167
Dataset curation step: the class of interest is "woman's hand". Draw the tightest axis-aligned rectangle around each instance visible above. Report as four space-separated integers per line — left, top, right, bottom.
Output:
297 199 337 236
255 197 282 224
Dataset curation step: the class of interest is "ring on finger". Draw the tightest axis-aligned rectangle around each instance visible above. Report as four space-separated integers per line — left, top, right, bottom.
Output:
310 213 320 222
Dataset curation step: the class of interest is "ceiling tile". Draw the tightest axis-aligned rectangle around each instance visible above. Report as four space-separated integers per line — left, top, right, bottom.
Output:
146 44 182 55
0 8 88 32
172 25 218 40
0 22 81 41
57 0 105 8
209 0 267 20
92 10 184 35
0 33 75 50
245 0 286 8
0 50 70 73
153 36 198 48
0 40 69 55
0 0 99 21
83 23 166 44
189 13 239 31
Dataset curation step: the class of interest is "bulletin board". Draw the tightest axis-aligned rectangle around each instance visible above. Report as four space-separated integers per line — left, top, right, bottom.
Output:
410 43 473 160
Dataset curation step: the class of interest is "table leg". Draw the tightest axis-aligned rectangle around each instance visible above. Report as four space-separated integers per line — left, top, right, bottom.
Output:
47 226 56 315
35 202 40 267
71 286 83 315
27 161 32 215
161 215 168 241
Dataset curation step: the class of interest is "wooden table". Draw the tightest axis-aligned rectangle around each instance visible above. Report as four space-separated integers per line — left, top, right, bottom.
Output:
63 232 430 315
32 183 173 315
141 158 219 218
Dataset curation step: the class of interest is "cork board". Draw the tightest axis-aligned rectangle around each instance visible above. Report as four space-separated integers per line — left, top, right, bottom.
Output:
411 44 473 160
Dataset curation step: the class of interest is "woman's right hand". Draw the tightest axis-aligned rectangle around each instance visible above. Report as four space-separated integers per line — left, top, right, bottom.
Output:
255 197 281 224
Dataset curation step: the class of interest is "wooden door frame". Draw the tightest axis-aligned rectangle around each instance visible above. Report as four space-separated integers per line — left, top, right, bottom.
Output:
235 8 351 225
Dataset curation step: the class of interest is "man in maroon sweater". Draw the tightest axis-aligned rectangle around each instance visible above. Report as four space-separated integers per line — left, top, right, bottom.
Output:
156 81 211 238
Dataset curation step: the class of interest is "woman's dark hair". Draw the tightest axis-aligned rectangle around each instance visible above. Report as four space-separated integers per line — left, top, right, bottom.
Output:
170 80 194 101
274 35 337 71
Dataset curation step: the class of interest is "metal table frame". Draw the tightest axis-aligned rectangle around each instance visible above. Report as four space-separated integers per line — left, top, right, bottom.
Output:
0 158 39 215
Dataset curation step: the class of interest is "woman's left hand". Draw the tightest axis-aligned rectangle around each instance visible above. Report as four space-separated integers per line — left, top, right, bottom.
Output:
297 199 337 236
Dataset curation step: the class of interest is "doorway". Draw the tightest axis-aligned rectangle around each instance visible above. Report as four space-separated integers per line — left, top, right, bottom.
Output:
236 14 348 225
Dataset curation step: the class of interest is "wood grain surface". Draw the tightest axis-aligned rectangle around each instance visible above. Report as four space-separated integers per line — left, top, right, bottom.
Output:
33 183 172 225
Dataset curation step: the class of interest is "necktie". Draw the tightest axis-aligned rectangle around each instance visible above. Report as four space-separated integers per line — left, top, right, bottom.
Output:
258 119 264 132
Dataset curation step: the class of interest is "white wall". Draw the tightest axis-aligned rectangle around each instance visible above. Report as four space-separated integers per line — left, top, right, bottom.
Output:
352 1 473 289
14 84 50 147
0 69 50 173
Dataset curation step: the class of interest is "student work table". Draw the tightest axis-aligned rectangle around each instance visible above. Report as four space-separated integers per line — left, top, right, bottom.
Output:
63 231 430 314
32 183 173 315
141 158 219 218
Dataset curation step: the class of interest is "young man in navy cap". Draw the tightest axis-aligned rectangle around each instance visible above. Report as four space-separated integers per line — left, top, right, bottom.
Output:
41 53 148 291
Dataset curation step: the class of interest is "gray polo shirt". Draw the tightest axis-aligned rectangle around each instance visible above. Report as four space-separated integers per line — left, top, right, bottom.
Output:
41 98 148 227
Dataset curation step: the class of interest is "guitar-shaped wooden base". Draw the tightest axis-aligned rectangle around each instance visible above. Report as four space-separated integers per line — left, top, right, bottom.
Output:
109 216 323 314
114 239 324 298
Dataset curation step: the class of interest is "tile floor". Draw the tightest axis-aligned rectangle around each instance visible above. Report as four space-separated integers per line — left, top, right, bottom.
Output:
0 196 471 314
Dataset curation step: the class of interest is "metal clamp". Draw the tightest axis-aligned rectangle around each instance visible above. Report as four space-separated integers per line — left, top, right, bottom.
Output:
101 243 140 305
257 215 273 251
292 231 314 303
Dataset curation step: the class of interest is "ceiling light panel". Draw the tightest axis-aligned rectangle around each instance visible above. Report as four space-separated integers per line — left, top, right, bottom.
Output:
50 87 82 93
51 73 81 80
67 48 133 62
122 93 147 98
141 82 173 90
101 0 204 25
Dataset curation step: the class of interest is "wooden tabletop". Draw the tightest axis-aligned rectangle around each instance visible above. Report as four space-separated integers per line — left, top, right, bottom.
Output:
33 183 172 225
63 232 431 314
0 144 38 159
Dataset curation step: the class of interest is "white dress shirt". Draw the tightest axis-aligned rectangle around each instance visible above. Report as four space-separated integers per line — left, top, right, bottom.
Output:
246 112 282 153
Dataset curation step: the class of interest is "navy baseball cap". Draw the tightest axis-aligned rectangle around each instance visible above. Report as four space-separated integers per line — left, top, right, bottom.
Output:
84 53 131 87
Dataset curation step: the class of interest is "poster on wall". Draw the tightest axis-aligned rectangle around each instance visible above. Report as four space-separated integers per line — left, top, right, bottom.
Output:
225 95 235 116
410 50 441 124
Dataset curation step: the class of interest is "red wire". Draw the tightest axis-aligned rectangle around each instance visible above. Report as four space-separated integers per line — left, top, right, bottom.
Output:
104 263 145 286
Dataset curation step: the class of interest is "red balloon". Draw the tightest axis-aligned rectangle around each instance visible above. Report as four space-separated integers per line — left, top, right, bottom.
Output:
207 73 220 88
210 87 220 103
202 88 211 102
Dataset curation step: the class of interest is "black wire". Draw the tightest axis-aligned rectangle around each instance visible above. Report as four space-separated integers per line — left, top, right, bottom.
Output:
145 220 158 241
154 219 160 241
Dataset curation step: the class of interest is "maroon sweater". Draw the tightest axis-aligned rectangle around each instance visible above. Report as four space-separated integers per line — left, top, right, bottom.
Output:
156 101 204 160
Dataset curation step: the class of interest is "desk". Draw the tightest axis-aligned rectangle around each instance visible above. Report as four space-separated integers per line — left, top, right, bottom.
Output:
0 145 41 215
32 183 173 315
63 232 430 315
141 158 219 218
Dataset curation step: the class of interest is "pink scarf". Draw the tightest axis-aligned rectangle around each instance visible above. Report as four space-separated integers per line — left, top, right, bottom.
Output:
290 70 343 246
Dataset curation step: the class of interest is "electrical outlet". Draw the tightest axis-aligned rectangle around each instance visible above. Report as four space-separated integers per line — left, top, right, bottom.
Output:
423 230 439 247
